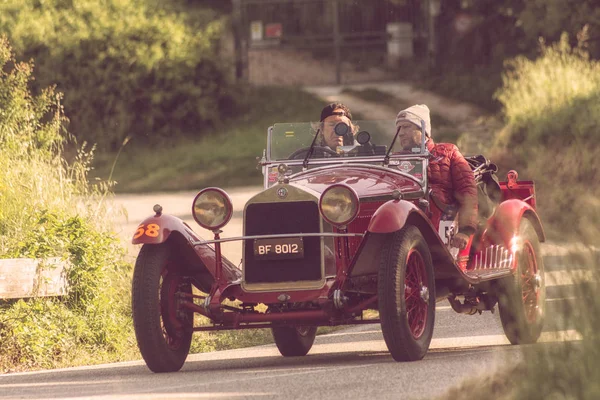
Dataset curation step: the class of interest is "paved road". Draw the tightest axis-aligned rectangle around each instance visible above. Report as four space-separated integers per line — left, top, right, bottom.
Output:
0 189 584 400
0 294 578 400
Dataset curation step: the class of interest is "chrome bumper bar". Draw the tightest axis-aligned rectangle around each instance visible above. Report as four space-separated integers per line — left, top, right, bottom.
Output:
191 232 364 246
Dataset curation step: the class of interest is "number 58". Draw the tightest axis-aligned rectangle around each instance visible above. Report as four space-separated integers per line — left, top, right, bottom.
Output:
134 223 160 239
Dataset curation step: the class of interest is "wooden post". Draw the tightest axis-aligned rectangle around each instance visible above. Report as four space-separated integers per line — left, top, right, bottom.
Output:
0 258 69 299
232 0 247 81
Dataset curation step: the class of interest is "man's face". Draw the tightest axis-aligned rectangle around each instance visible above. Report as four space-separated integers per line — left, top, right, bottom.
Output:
396 122 422 151
322 109 351 149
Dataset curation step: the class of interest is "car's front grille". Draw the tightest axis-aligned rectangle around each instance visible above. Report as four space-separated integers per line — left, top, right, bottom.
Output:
244 201 322 284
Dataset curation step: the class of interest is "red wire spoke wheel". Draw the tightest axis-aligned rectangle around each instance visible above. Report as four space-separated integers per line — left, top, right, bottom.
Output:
404 249 429 339
498 218 545 344
378 225 435 361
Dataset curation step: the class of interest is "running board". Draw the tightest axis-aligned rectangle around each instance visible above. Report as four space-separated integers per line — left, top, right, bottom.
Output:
464 268 513 281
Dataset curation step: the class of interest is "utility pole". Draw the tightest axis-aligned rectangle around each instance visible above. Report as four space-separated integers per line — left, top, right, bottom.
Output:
332 0 341 85
232 0 247 81
426 0 440 72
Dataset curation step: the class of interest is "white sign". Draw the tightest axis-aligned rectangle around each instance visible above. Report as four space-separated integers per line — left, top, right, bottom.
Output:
250 20 263 41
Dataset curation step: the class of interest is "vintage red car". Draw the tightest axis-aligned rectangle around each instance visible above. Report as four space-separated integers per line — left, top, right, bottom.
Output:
131 119 545 372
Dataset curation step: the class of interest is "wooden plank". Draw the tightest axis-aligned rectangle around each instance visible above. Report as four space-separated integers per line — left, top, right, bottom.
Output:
0 258 69 299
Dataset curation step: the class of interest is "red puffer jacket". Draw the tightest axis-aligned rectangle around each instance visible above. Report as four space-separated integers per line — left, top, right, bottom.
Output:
427 139 478 234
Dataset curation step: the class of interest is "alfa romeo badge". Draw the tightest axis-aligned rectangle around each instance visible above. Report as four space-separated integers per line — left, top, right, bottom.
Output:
276 187 288 199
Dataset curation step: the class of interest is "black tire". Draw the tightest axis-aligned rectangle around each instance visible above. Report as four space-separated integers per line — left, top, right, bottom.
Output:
378 226 435 361
132 243 193 372
272 326 317 356
498 218 545 344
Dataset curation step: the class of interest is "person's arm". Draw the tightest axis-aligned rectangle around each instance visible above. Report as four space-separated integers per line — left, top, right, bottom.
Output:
450 147 478 236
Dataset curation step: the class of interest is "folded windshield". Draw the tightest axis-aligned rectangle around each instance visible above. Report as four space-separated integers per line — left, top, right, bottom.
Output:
269 120 426 161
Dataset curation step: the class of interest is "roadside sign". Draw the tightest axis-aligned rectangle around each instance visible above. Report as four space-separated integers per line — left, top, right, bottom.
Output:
265 23 282 38
250 20 263 41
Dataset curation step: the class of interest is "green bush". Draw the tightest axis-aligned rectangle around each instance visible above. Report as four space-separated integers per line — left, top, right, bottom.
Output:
492 33 600 236
0 37 133 372
439 32 600 400
0 0 236 151
495 33 600 145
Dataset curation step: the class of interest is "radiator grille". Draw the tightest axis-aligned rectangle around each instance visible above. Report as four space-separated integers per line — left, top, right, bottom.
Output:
244 201 321 284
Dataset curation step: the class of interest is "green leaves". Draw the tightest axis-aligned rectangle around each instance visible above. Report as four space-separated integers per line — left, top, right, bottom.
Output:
0 0 234 151
495 33 600 144
0 36 132 372
0 36 65 157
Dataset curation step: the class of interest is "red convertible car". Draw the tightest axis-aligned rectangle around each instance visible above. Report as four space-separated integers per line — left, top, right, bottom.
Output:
131 119 545 372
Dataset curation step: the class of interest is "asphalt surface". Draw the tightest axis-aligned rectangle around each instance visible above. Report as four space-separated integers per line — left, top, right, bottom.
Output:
0 188 587 400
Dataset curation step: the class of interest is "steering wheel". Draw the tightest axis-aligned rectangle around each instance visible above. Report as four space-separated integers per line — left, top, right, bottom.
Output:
288 146 339 160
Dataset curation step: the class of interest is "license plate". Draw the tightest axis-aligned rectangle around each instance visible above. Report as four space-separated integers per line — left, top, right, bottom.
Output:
253 237 304 260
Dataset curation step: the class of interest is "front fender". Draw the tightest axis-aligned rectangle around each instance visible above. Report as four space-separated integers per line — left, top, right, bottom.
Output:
484 199 546 247
351 200 457 279
132 214 190 244
368 199 416 233
132 213 242 288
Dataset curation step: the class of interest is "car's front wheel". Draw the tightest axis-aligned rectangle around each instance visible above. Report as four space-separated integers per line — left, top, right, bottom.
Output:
132 243 193 372
378 226 435 361
272 326 317 356
498 218 545 344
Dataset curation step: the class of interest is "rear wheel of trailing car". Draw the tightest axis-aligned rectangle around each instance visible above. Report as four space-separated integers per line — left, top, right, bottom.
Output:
378 226 435 361
132 243 193 372
498 218 545 344
272 326 317 357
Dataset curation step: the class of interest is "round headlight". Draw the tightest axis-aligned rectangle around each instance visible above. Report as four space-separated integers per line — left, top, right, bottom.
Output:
319 184 360 227
192 188 233 230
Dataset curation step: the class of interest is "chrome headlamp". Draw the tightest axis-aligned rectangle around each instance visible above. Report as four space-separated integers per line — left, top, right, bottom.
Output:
319 184 360 228
192 188 233 230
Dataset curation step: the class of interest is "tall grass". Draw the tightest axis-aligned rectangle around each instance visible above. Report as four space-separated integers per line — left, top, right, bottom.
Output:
496 32 600 146
495 32 600 400
0 37 134 372
492 32 600 240
439 31 600 399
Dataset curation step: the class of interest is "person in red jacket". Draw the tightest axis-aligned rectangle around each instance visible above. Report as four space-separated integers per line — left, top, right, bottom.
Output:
395 104 478 250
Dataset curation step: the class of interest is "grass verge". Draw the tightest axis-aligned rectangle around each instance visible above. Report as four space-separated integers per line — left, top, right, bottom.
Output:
439 32 600 400
91 85 327 193
0 37 134 373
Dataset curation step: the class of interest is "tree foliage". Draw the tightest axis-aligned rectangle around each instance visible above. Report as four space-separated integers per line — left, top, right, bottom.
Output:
0 0 237 150
519 0 600 59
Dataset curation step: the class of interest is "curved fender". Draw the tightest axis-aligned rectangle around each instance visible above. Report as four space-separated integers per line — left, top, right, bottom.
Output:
351 199 456 279
367 199 446 248
368 199 417 233
484 199 546 247
132 214 242 284
132 214 191 245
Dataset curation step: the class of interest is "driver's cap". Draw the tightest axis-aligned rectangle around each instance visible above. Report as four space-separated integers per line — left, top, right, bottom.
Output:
396 104 431 137
320 103 352 122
